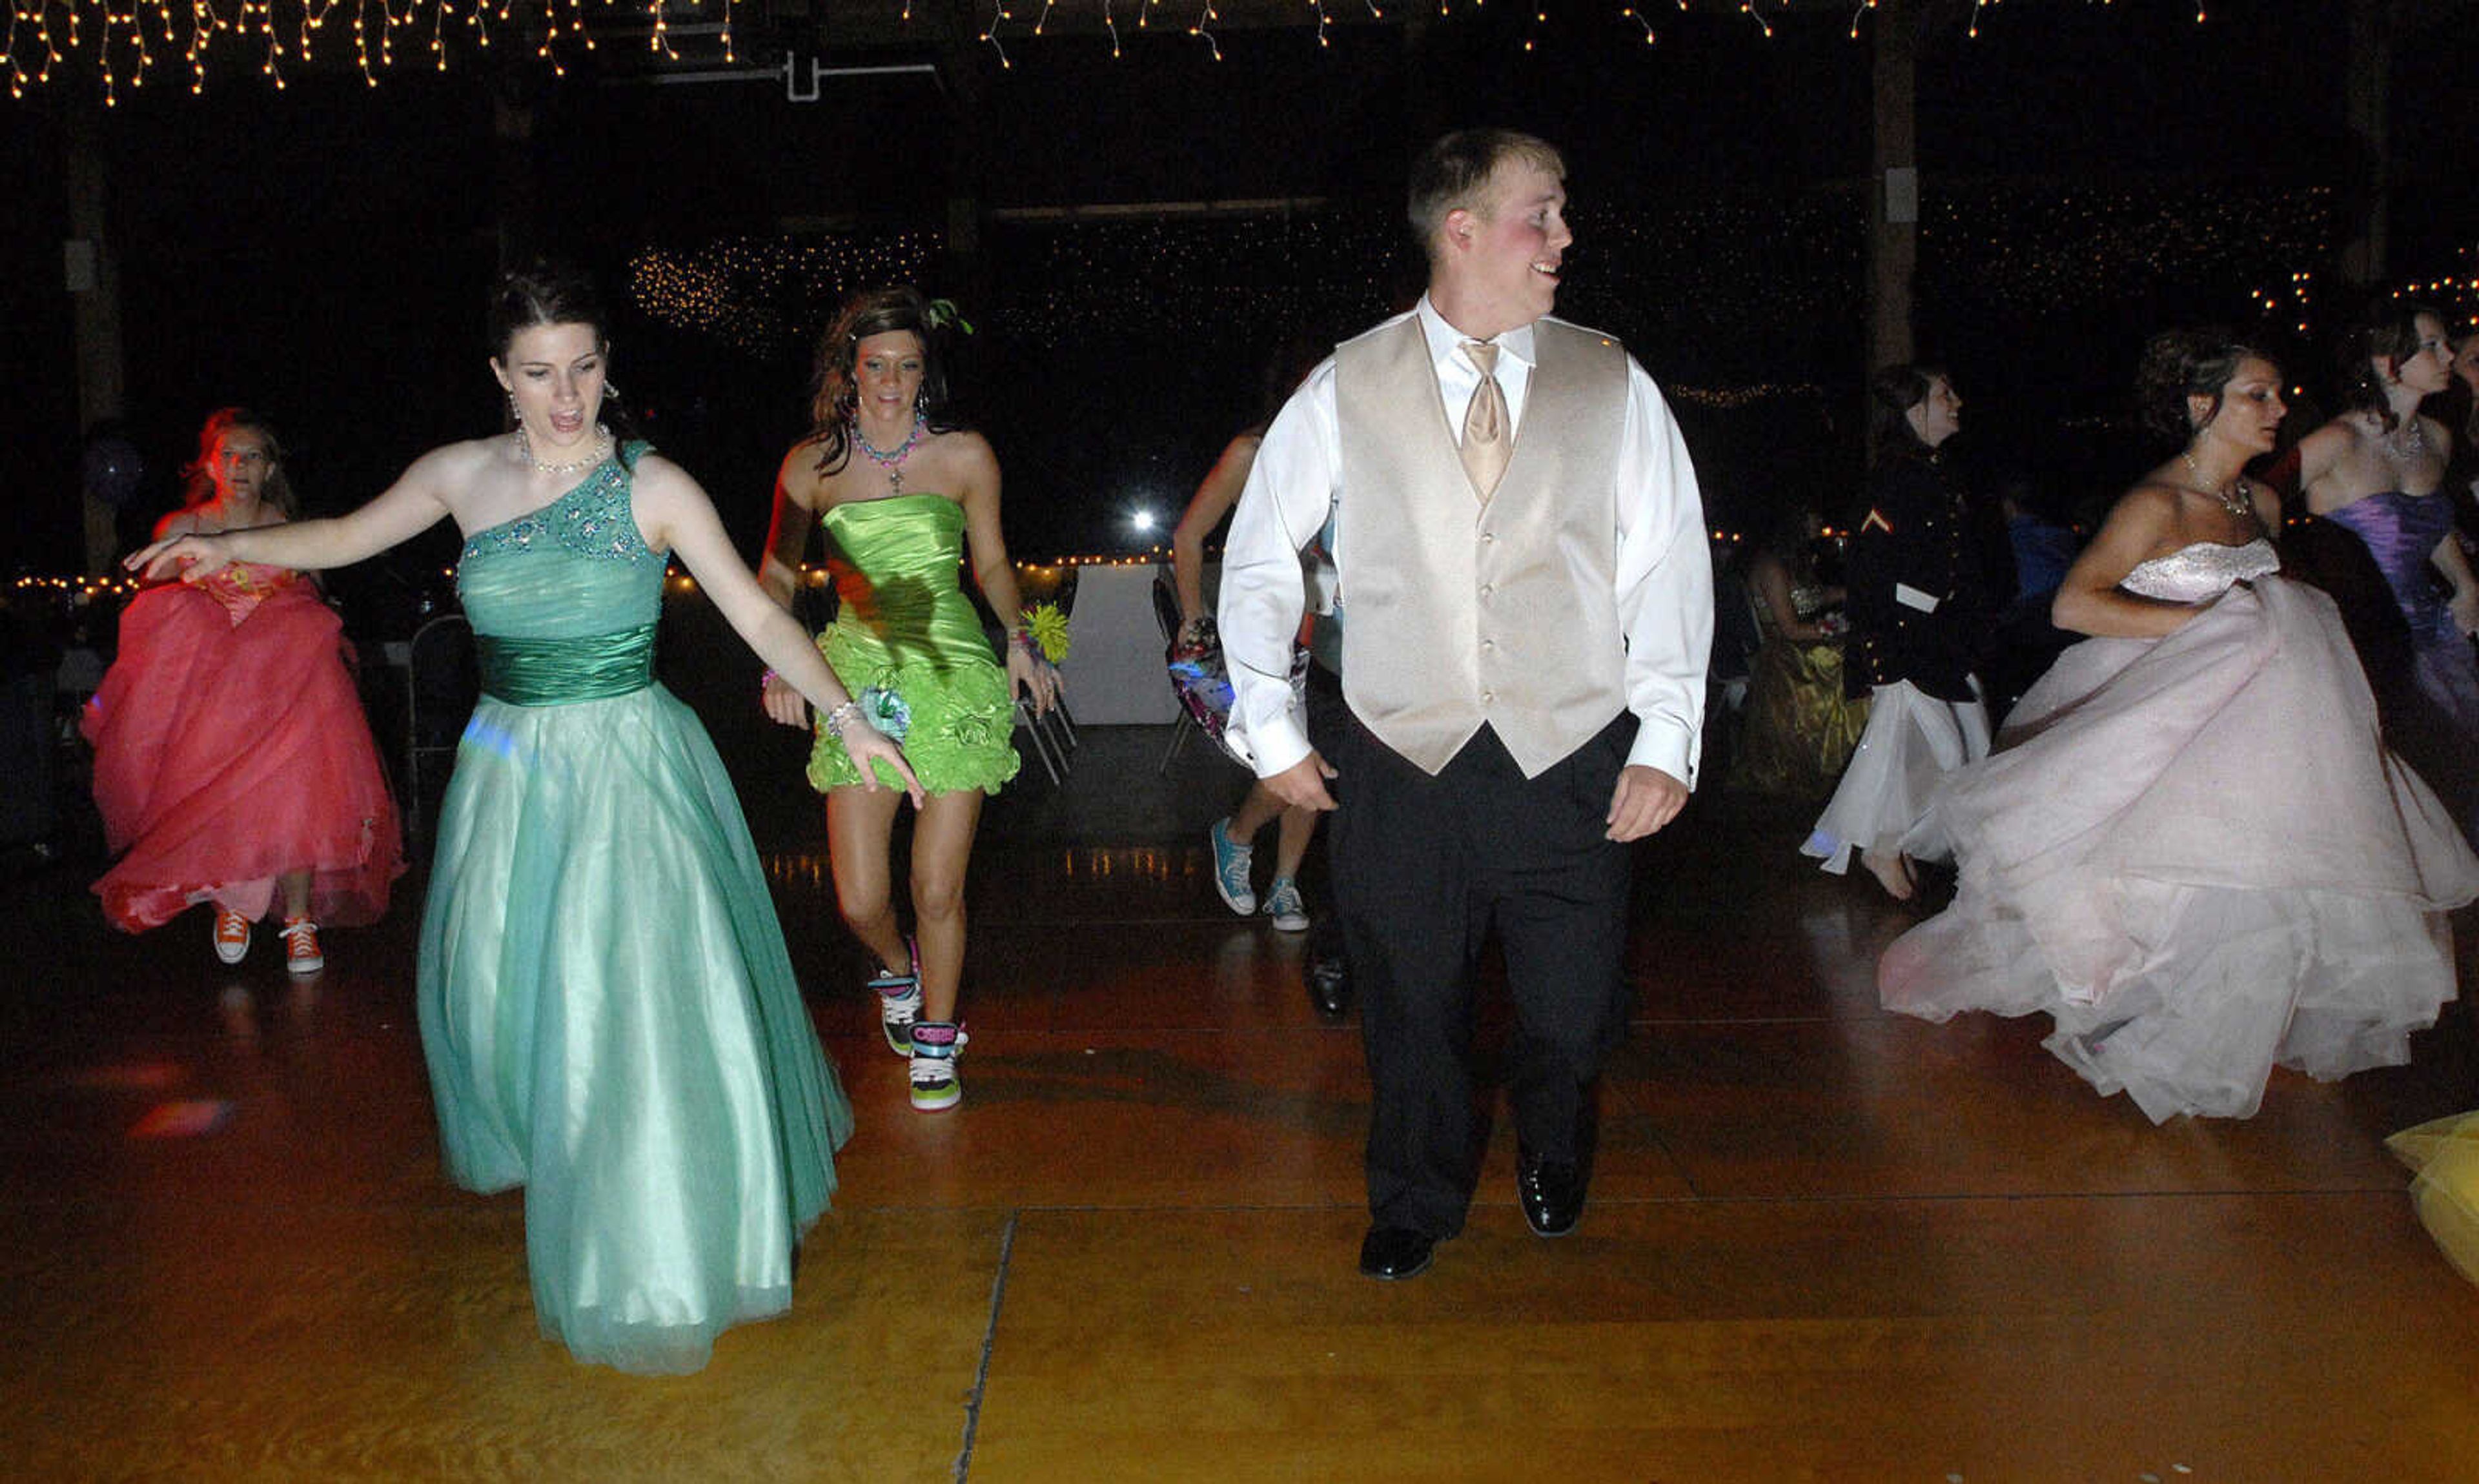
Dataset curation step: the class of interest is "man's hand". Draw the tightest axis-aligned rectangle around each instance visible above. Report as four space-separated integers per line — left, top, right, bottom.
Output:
1263 751 1339 811
1606 764 1688 842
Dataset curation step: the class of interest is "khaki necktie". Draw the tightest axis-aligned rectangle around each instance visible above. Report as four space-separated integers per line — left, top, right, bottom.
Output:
1459 340 1510 501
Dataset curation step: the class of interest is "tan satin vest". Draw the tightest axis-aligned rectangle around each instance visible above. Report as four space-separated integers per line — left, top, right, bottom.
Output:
1334 316 1629 778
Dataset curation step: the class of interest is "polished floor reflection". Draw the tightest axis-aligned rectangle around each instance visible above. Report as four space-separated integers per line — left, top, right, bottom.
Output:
7 723 2478 1481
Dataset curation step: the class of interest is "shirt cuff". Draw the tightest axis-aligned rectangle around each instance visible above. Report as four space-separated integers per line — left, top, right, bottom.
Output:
1232 715 1312 780
1624 716 1699 789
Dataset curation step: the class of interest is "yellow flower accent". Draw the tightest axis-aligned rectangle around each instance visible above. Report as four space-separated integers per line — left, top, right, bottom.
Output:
1023 602 1071 664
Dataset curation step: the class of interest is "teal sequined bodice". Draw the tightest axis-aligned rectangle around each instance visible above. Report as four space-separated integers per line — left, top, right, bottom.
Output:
456 442 666 704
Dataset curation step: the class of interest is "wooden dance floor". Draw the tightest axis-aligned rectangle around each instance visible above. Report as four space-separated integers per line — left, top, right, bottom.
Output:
9 696 2479 1479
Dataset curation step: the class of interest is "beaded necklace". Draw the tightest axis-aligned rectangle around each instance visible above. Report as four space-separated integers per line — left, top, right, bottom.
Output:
853 413 928 495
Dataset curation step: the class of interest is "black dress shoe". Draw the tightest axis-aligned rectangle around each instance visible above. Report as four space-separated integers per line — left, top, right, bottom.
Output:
1303 950 1350 1017
1358 1225 1438 1280
1516 1151 1586 1238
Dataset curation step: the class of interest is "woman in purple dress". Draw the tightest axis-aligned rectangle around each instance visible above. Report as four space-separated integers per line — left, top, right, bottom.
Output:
2294 303 2479 771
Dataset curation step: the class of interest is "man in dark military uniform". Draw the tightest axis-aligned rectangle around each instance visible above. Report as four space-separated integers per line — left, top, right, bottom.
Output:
1803 366 1994 898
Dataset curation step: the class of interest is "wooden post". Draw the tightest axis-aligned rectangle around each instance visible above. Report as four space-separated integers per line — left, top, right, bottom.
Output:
65 97 126 575
493 86 538 272
939 10 992 311
1868 0 1919 381
2338 0 2392 291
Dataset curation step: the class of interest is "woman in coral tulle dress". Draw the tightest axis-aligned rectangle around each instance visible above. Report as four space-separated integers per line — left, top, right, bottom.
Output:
83 409 403 973
1878 331 2479 1123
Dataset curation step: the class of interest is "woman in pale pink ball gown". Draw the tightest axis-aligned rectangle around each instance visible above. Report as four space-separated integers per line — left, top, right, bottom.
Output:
84 409 403 973
1878 331 2478 1123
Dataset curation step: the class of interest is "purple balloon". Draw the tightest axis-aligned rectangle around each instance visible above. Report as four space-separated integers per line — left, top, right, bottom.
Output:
82 436 146 510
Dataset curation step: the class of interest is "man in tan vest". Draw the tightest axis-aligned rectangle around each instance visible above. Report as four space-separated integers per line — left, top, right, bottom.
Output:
1219 129 1712 1280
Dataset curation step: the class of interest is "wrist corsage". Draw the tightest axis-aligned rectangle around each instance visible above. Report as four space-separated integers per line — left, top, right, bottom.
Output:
857 685 912 743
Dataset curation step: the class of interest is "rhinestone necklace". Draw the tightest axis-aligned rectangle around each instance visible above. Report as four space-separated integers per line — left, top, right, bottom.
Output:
515 423 612 477
2382 415 2429 464
2179 451 2257 520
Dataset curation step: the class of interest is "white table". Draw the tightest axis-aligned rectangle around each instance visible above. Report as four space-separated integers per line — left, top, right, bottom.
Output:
1059 563 1180 724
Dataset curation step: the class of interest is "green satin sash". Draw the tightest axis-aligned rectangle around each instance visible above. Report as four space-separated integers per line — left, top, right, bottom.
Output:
476 623 658 706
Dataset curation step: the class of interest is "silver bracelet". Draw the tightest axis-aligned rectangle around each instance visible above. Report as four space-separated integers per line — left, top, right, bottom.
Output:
822 699 864 738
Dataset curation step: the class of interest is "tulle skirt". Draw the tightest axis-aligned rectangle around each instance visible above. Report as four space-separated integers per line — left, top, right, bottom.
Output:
83 581 402 931
418 681 852 1374
1879 579 2479 1122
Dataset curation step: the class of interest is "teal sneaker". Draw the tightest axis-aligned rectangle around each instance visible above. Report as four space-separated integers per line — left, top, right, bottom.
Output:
1263 877 1309 933
1209 817 1256 915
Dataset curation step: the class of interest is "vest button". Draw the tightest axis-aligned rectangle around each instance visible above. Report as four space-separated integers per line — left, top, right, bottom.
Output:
1480 638 1495 651
1479 584 1494 599
1481 690 1495 704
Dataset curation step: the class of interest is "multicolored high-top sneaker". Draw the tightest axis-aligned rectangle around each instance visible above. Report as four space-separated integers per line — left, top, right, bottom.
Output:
870 937 923 1056
908 1021 966 1112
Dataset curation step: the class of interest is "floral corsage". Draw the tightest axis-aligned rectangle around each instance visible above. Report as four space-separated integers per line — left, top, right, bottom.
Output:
857 685 912 743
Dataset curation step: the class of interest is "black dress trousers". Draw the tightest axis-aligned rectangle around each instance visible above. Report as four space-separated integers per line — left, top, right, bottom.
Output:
1328 709 1635 1237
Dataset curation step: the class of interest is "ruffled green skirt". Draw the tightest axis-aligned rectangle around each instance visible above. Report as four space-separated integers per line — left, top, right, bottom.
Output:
806 623 1021 797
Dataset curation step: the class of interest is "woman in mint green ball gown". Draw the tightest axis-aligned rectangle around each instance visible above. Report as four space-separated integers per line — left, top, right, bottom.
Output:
757 286 1061 1115
130 263 921 1376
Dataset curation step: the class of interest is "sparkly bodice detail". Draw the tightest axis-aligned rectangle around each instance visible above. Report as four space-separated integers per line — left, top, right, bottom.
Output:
459 444 653 565
456 442 665 641
2119 538 2278 605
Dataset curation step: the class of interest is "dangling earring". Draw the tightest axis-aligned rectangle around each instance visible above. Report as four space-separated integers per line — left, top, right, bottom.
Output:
507 392 520 421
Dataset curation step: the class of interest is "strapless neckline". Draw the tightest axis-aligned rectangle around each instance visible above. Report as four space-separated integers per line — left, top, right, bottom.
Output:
825 492 959 514
2327 489 2446 513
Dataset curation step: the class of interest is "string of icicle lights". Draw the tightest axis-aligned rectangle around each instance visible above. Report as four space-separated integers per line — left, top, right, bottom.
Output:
3 0 742 101
5 0 2210 103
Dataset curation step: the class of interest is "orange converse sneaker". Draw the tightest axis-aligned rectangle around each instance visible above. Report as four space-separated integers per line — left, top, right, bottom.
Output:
280 916 324 975
211 907 250 966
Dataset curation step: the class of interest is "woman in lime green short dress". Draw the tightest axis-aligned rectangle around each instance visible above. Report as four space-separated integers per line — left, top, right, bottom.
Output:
759 286 1060 1113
